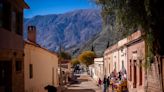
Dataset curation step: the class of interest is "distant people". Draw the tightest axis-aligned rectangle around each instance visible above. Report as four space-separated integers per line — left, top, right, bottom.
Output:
118 72 122 81
103 76 107 92
74 65 80 74
44 85 57 92
98 78 102 87
68 76 71 82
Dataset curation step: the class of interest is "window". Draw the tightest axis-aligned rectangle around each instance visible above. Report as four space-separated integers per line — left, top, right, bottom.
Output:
52 67 54 85
109 64 110 74
29 64 33 79
115 62 116 69
0 3 3 27
16 61 22 72
16 12 23 35
130 60 132 81
3 2 11 30
133 60 137 88
122 61 124 69
11 11 16 33
139 60 142 85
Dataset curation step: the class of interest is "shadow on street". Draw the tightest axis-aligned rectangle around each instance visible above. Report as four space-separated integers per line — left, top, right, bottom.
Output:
63 89 95 92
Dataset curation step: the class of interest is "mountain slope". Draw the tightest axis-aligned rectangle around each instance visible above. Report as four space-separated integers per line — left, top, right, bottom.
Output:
24 9 102 54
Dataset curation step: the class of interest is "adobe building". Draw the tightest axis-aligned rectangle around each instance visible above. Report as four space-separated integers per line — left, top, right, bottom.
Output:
126 30 162 92
60 60 72 85
24 26 59 92
104 30 163 92
104 44 117 76
0 0 29 92
126 31 146 92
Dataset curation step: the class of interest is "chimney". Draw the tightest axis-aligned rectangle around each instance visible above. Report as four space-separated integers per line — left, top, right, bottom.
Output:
28 26 36 43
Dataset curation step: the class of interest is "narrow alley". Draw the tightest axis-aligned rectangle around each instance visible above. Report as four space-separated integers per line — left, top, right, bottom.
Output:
62 73 101 92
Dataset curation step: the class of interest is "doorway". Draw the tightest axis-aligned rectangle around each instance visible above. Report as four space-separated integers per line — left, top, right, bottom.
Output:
0 61 12 92
133 60 137 88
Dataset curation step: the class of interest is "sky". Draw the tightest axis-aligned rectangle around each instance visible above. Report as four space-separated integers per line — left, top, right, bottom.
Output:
24 0 97 18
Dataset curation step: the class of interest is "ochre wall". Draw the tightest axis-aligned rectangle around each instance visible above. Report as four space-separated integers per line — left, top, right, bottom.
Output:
24 43 58 92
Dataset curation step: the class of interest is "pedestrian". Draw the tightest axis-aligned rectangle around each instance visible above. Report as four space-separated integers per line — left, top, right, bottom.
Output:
98 78 102 87
118 72 122 81
103 76 107 92
106 76 110 92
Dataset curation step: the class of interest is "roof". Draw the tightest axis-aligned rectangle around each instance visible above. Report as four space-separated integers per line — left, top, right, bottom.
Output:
94 57 103 62
24 40 58 56
60 60 70 64
104 30 142 55
16 0 30 9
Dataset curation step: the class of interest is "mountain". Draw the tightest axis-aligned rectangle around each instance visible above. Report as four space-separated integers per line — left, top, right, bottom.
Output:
78 14 136 57
24 9 102 54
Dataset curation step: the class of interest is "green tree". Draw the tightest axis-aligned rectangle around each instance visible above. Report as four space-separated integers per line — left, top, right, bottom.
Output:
59 51 71 60
71 58 80 67
78 51 96 67
94 0 164 91
95 0 164 63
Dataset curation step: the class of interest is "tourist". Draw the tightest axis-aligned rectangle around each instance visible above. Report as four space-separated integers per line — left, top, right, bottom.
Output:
98 78 102 87
106 76 110 92
103 76 107 92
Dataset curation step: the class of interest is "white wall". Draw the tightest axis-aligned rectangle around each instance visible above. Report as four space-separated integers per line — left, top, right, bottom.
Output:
118 47 127 72
94 57 104 81
113 51 119 72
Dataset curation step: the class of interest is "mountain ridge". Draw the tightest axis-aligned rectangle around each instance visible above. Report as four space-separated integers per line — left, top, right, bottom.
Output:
24 9 102 55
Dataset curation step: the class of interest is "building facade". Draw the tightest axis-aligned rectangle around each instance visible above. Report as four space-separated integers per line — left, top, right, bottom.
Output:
24 26 59 92
113 48 119 73
104 44 117 76
104 30 163 92
60 60 72 85
88 64 95 78
0 0 29 92
118 38 127 72
126 31 146 92
93 57 104 81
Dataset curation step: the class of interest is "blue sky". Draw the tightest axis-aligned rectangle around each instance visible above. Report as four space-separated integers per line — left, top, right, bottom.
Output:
24 0 97 18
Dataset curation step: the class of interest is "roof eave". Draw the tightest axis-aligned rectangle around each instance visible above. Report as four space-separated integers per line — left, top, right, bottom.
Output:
24 2 30 9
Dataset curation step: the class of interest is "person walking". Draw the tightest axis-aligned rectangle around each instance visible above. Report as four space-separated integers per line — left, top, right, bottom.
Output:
106 76 110 92
98 78 102 87
103 76 107 92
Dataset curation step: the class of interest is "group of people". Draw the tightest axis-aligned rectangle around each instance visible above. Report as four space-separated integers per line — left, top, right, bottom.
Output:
73 65 84 74
98 70 128 92
98 76 110 92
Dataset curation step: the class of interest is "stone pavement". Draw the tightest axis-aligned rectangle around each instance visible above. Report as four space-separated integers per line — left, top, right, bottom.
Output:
61 73 102 92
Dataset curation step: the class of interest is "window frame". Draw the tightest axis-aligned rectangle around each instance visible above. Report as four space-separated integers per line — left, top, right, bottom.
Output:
15 60 22 72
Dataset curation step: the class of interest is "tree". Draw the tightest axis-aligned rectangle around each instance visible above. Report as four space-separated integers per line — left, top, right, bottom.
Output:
59 51 71 60
94 0 164 91
78 51 96 67
95 0 164 62
71 58 80 67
